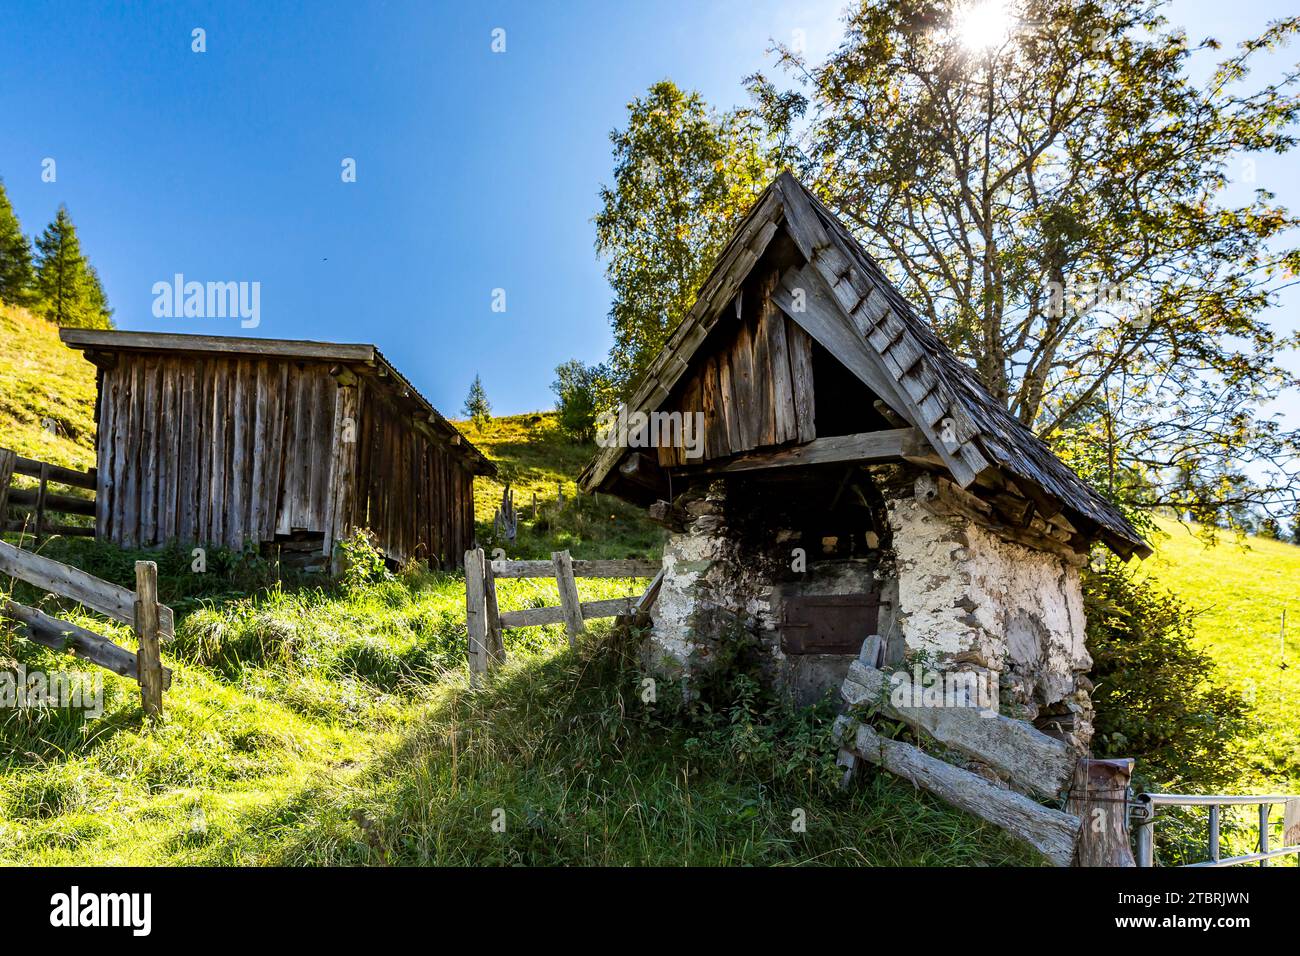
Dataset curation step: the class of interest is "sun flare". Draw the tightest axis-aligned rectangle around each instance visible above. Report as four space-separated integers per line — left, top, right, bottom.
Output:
952 0 1015 52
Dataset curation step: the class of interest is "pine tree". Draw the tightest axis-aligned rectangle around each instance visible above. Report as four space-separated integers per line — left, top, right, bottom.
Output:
34 205 112 328
462 374 492 430
0 178 36 306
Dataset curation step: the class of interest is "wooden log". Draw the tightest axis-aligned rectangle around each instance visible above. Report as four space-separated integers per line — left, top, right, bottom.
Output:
133 561 165 717
3 520 95 537
2 600 172 689
490 559 661 579
499 596 639 629
551 550 585 647
840 660 1076 800
0 540 175 640
1067 758 1136 867
844 720 1081 866
465 548 488 684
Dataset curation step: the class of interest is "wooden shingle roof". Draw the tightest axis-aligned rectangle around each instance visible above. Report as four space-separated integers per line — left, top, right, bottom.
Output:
581 172 1148 558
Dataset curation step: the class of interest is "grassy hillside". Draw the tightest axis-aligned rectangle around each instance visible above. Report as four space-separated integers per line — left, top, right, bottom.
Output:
1141 517 1300 787
0 304 97 470
0 323 1293 865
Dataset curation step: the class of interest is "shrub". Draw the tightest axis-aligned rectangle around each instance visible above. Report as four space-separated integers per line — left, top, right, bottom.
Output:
1084 561 1250 792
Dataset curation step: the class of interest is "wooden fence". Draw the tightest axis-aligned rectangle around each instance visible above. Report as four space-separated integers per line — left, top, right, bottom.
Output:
464 547 662 682
0 448 96 544
0 539 173 715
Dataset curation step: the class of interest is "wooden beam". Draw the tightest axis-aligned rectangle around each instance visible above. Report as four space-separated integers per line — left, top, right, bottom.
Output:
0 540 174 640
465 547 488 684
551 550 585 648
8 455 96 490
133 561 165 716
1067 758 1136 867
60 328 376 364
2 600 172 689
676 428 919 477
499 596 640 629
842 719 1081 866
490 558 661 579
0 448 16 520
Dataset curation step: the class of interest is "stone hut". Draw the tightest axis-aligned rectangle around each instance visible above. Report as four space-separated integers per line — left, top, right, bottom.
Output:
580 173 1148 753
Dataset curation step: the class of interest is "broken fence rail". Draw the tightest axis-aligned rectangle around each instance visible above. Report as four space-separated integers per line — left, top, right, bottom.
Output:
464 548 661 683
1132 792 1300 867
0 540 172 716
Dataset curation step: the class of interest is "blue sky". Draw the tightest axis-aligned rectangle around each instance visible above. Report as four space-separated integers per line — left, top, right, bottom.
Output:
0 0 1296 423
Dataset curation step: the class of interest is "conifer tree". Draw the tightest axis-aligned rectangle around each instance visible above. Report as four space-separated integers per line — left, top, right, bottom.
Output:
0 178 35 306
462 374 492 430
33 205 111 328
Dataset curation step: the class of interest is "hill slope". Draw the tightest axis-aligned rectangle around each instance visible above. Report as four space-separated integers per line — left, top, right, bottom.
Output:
0 304 97 469
1142 517 1300 785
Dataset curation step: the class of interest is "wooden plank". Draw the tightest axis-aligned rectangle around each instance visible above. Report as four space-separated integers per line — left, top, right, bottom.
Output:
843 719 1080 867
678 428 917 477
60 328 376 364
787 318 817 444
3 521 94 537
95 368 116 540
490 559 661 579
701 354 724 459
551 550 585 647
465 547 488 684
2 599 171 689
0 539 175 640
840 660 1076 800
139 358 159 547
751 282 776 447
133 560 165 716
715 352 743 453
762 271 797 445
498 596 641 629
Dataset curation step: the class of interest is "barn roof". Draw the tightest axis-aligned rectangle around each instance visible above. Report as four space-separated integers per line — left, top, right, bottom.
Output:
580 172 1149 559
60 329 496 476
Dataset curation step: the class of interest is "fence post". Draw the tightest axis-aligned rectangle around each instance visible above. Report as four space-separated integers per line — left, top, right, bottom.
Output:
133 560 164 717
34 462 49 545
482 553 504 667
551 550 584 648
0 448 15 523
465 548 488 686
1068 757 1136 866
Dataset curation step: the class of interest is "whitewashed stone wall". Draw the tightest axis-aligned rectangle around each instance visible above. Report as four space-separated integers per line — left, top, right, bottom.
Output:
648 474 1095 749
886 489 1093 748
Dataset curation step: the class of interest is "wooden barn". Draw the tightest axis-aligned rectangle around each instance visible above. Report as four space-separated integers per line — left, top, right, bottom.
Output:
60 330 494 569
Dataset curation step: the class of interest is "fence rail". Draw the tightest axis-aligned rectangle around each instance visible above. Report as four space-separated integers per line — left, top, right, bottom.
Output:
0 539 172 715
464 548 662 684
1132 791 1300 867
0 448 96 542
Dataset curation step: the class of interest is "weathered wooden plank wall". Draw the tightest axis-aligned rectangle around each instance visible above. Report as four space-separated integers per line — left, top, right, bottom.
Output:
95 353 475 568
658 292 817 467
348 382 475 568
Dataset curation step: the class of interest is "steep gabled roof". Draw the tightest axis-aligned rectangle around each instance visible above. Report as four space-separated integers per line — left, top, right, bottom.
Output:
580 172 1148 558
